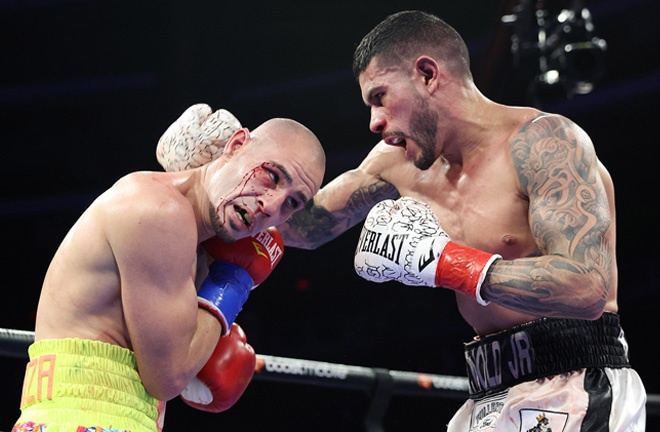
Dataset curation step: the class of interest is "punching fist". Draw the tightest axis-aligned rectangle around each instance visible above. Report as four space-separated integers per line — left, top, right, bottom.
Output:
180 323 256 413
354 197 501 305
156 103 242 172
197 227 284 334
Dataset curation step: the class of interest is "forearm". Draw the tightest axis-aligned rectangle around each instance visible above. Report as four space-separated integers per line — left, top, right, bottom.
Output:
138 308 221 401
280 180 399 249
190 308 223 368
278 199 350 249
179 309 224 383
481 255 609 319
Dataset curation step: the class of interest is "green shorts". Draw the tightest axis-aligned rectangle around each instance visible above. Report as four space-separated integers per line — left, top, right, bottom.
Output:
13 338 165 432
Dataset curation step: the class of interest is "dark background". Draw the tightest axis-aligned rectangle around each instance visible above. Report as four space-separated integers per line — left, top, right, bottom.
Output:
1 0 658 430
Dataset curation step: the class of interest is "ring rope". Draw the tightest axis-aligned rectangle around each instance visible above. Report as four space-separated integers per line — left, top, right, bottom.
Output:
1 327 657 417
0 327 467 399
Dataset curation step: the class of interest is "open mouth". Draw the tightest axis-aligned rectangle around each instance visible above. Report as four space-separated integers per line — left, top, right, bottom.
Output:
234 205 252 228
384 136 406 148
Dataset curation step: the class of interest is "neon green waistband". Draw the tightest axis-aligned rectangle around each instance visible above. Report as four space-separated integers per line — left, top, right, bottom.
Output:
16 338 164 431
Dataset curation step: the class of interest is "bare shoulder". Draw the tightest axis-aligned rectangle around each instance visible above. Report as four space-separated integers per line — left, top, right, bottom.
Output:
101 172 198 251
356 140 408 177
321 139 403 197
106 172 191 213
352 139 416 191
511 113 597 181
514 112 594 151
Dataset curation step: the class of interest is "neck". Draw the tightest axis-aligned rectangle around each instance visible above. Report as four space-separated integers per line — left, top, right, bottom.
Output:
441 91 502 166
170 169 216 242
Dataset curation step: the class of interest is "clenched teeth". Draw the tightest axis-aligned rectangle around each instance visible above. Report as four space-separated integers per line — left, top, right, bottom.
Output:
235 205 252 227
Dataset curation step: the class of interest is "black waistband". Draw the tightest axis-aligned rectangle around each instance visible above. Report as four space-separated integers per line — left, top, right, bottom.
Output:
464 312 630 398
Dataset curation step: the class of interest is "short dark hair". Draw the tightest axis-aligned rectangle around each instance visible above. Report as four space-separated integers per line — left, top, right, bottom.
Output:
352 10 472 81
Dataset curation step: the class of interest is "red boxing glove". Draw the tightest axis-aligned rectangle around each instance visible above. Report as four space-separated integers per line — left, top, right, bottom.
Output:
197 227 284 335
202 226 284 288
180 323 256 413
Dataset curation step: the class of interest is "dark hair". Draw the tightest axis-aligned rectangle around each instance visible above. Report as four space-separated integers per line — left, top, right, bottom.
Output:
352 10 472 81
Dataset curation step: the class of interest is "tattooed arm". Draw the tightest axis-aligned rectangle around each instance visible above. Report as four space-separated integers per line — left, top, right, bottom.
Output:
278 143 401 249
482 114 614 320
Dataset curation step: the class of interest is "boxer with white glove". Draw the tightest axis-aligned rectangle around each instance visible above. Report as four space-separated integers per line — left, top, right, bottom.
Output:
354 197 501 305
156 103 242 171
180 323 256 413
197 226 284 335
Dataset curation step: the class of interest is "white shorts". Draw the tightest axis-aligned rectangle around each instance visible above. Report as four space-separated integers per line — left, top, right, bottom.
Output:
449 313 646 431
447 367 646 431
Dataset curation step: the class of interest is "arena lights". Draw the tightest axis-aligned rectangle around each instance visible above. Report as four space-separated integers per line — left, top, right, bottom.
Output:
503 0 607 102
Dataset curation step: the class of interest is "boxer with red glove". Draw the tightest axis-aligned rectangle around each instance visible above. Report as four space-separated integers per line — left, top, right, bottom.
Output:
354 197 501 305
180 323 256 413
181 228 283 413
197 226 284 335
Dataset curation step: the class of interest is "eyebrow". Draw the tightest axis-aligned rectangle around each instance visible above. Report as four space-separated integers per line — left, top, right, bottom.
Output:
273 162 308 203
364 88 376 106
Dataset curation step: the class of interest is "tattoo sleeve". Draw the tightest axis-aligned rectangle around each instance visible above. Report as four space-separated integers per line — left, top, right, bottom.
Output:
279 180 399 249
483 115 612 319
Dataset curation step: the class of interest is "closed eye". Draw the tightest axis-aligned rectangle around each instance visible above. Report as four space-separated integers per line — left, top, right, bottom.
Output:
366 88 385 107
371 92 384 107
286 196 300 210
267 167 280 185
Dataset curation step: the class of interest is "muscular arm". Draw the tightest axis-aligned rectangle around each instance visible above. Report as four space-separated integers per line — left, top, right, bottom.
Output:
109 181 221 400
278 147 400 249
482 115 612 320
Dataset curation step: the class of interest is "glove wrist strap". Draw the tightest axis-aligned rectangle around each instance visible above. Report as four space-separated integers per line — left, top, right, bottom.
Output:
197 261 253 334
434 242 501 306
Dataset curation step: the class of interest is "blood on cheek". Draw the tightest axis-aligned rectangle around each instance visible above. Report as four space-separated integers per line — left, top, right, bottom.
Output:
214 163 273 223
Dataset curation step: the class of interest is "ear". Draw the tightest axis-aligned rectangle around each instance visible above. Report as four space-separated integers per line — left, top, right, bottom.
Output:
222 128 250 157
414 56 442 94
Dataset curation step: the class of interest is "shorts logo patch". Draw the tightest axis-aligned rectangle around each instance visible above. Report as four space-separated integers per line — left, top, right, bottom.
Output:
519 409 568 431
469 391 507 431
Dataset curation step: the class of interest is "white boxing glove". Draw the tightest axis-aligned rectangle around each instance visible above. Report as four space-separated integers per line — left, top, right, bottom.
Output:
156 103 242 172
354 197 501 305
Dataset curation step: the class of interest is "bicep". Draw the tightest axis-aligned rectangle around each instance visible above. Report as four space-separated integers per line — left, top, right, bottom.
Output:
120 247 198 364
513 115 612 268
110 202 202 396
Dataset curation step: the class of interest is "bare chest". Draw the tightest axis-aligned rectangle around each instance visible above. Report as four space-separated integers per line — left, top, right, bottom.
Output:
389 158 537 260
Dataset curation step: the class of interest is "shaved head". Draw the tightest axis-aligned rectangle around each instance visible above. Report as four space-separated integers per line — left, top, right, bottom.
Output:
248 118 326 188
252 118 325 162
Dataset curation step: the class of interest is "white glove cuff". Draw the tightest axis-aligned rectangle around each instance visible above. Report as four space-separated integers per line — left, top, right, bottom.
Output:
474 254 502 306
